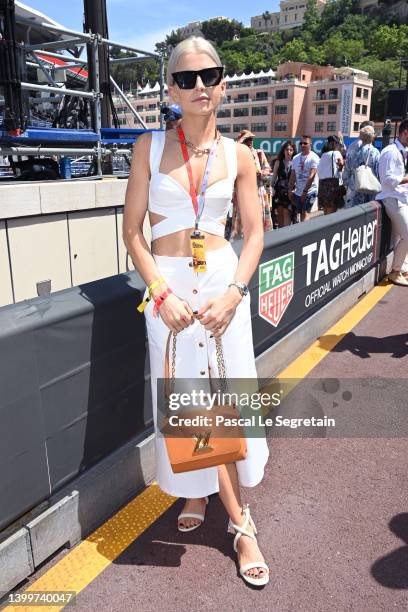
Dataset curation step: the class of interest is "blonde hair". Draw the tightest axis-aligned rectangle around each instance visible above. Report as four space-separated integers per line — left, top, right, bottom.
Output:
166 36 223 88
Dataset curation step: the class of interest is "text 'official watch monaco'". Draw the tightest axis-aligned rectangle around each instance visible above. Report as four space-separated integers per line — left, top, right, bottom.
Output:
228 280 249 297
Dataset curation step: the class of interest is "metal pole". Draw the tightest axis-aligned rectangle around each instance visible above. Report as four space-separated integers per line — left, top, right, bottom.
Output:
93 36 103 175
110 76 147 128
101 37 159 58
159 55 165 130
0 146 132 155
110 56 153 65
28 53 59 86
16 17 93 42
25 38 86 51
21 81 95 98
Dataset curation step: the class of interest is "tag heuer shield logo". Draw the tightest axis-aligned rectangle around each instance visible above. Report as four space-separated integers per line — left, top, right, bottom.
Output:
259 253 294 327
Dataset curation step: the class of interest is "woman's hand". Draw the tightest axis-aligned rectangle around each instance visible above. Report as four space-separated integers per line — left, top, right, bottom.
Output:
156 293 195 333
196 287 242 337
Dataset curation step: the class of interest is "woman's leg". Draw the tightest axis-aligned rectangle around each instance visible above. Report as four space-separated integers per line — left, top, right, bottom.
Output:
217 463 267 580
277 205 291 227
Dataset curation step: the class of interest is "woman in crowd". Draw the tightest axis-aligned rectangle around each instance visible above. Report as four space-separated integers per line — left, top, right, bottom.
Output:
317 135 345 215
343 125 380 207
231 130 272 238
123 36 269 586
271 140 297 227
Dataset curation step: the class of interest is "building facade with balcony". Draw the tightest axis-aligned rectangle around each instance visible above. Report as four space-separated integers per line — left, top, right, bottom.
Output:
251 0 327 33
113 62 372 139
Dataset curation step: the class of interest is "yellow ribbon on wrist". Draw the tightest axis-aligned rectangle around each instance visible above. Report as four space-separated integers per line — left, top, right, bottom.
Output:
137 276 166 312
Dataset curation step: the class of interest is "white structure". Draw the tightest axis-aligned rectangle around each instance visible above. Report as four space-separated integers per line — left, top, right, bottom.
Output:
251 0 327 33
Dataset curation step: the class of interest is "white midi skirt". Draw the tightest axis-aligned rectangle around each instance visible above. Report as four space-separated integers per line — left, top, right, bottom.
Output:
143 242 270 498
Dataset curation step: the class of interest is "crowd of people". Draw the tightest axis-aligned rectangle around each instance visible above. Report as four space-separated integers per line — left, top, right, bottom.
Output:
227 119 384 238
160 104 408 287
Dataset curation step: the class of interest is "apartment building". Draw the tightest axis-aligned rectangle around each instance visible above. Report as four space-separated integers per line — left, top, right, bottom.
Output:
178 17 233 38
251 0 327 33
113 62 372 139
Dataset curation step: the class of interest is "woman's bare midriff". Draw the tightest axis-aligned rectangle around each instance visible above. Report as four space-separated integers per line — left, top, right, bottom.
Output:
151 227 228 257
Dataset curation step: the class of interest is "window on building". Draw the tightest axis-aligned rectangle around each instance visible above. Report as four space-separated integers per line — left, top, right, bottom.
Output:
256 91 268 100
274 122 288 131
329 88 338 99
233 124 248 132
117 117 127 125
328 104 337 115
362 105 367 115
276 89 288 99
355 104 361 114
136 105 144 111
356 87 362 98
363 88 369 99
285 15 287 22
259 21 261 26
146 115 156 123
217 109 231 118
295 13 298 20
275 105 288 115
237 94 249 102
233 107 249 117
316 89 326 100
252 106 268 116
315 105 324 115
327 121 336 132
353 121 360 132
148 103 156 110
217 124 231 133
251 123 267 132
315 122 324 132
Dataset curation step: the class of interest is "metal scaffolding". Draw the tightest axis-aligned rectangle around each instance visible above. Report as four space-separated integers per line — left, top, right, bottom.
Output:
0 5 165 176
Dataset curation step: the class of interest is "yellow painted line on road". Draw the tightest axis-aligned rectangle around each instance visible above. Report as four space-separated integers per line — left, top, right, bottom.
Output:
3 483 176 612
3 281 394 611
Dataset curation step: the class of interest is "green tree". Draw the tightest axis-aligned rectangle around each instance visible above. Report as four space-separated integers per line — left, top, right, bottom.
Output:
201 18 247 46
356 57 401 120
278 38 308 63
302 0 321 36
369 24 408 60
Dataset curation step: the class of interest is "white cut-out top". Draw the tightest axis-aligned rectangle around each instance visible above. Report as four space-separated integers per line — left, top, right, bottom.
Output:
148 130 237 240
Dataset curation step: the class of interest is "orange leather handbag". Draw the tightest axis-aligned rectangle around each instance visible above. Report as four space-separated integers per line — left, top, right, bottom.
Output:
161 331 247 474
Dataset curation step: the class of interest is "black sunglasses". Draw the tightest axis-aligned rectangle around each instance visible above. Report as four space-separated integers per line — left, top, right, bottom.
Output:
300 141 310 145
172 66 224 89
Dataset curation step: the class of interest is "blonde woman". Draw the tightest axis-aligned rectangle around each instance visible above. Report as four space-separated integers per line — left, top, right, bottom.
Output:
123 36 269 586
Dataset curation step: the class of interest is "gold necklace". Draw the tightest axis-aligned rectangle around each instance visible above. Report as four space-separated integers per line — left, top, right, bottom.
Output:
183 129 221 155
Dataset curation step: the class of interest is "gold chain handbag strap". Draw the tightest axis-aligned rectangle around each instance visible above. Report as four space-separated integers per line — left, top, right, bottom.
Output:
165 331 230 397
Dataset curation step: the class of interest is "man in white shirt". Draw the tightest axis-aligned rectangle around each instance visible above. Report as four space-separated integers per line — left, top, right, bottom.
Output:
377 119 408 287
288 135 320 221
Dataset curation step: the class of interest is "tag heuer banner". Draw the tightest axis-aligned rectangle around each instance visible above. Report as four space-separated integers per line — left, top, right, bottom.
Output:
252 201 389 356
259 253 294 327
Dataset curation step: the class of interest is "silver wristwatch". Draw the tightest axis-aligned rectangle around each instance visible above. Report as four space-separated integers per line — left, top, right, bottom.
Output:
228 280 249 297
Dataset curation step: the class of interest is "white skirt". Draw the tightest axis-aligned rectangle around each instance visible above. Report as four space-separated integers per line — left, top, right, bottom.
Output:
143 242 270 498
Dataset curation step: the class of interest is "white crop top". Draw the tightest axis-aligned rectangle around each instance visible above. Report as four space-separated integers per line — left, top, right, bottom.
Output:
148 130 237 240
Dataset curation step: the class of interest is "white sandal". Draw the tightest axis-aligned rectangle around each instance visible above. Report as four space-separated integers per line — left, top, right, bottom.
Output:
177 496 209 532
227 504 269 586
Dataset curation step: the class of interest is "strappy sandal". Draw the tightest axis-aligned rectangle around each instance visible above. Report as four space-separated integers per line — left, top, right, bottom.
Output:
227 503 269 586
177 496 209 532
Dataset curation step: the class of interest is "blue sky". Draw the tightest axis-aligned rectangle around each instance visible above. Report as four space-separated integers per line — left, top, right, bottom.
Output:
27 1 280 52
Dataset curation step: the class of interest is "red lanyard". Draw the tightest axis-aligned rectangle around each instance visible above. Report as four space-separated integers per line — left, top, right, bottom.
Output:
176 126 219 224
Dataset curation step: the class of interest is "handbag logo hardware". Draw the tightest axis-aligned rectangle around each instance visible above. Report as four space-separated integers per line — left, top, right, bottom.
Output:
193 431 213 453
